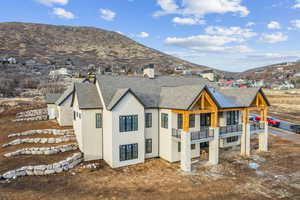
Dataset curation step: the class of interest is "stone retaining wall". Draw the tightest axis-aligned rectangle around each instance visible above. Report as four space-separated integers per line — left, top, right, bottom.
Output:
15 108 48 122
4 144 78 157
0 152 82 179
8 129 74 138
2 136 76 147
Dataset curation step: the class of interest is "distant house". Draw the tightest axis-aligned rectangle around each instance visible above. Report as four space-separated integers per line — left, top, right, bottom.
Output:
49 68 70 78
200 70 215 82
45 93 62 119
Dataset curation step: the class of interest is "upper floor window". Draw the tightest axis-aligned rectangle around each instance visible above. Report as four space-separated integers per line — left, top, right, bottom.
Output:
119 115 138 132
189 114 195 128
96 113 102 128
177 114 183 129
227 111 239 125
161 113 168 129
145 113 152 128
200 113 211 127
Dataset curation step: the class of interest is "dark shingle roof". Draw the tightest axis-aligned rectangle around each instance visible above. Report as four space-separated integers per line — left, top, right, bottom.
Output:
97 75 213 110
74 83 102 109
45 93 62 104
96 75 268 110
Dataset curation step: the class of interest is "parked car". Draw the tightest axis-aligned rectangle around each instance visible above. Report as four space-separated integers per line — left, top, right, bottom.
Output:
249 116 254 121
255 116 280 127
290 125 300 134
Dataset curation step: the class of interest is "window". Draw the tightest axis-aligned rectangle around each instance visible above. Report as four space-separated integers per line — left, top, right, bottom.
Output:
189 114 195 128
178 142 196 152
191 144 196 150
161 113 168 129
145 113 152 128
200 113 211 127
227 111 240 125
200 142 209 148
96 113 102 128
226 136 239 143
145 139 152 154
78 113 81 119
177 114 183 129
73 111 76 120
119 143 138 161
119 115 138 132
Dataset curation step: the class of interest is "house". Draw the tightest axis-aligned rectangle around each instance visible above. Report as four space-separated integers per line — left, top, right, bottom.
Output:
49 68 70 78
200 70 215 82
45 93 62 119
55 85 75 126
65 74 270 172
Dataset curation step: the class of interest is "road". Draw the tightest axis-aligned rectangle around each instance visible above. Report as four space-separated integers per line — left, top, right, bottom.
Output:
250 114 295 132
269 128 300 143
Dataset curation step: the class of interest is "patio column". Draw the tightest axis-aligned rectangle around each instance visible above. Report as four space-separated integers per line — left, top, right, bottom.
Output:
259 121 268 151
241 123 251 156
180 130 191 172
209 127 219 165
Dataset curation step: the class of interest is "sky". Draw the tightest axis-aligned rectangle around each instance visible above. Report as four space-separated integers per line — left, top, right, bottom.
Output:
1 0 300 72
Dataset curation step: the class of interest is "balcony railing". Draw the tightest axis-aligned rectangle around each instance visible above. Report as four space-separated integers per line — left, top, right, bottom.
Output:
219 124 243 135
250 122 265 131
172 127 213 141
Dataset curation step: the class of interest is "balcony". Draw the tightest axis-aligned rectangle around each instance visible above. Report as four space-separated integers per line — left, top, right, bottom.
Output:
172 127 214 143
219 124 243 138
250 122 265 134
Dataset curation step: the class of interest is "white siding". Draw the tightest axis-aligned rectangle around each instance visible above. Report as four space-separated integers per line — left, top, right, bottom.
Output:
144 109 159 158
110 93 145 168
47 104 57 120
72 94 83 151
158 109 173 162
57 95 73 126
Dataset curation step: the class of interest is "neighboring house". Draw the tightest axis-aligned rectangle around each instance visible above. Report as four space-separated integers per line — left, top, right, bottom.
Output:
49 68 70 78
45 93 62 119
200 70 215 82
64 74 270 172
55 85 75 127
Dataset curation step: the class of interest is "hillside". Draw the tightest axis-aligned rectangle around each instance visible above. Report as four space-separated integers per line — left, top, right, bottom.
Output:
0 22 212 73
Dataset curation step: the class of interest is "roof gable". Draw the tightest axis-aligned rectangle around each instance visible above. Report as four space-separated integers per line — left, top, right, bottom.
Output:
72 83 103 109
108 88 145 110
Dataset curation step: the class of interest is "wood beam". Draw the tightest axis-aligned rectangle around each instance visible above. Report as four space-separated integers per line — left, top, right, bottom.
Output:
172 109 214 114
243 108 249 124
183 111 190 131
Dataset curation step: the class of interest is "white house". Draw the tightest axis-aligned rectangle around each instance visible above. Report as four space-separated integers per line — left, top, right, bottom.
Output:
62 74 270 172
45 93 62 120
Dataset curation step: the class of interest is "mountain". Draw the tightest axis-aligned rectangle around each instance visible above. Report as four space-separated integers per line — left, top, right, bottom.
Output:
236 62 300 83
0 22 213 74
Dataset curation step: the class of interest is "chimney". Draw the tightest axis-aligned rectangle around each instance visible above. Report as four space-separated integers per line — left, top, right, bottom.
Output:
143 64 155 79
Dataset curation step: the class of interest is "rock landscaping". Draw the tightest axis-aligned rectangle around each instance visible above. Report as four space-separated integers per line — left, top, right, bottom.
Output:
2 136 76 147
8 129 74 137
0 152 82 180
15 108 48 122
4 144 78 157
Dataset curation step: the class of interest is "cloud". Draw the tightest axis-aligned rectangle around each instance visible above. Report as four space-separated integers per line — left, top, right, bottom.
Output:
172 17 205 25
246 22 255 27
164 34 252 53
259 32 288 43
100 8 116 21
136 32 150 38
267 21 281 29
154 0 249 18
293 0 300 8
205 26 257 39
291 20 300 29
52 8 75 19
36 0 68 6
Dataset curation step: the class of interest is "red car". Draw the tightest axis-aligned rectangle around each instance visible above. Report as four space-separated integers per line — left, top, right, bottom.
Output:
255 116 280 127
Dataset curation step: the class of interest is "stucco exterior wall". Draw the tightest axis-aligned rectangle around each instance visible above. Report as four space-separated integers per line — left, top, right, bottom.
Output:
158 109 172 162
72 94 83 151
57 95 73 126
144 109 159 158
47 104 57 120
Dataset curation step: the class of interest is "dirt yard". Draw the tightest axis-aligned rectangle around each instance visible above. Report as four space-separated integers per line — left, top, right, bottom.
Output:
0 102 300 200
264 89 300 124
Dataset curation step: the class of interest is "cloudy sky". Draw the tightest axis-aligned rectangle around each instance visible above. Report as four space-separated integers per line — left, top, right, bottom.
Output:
1 0 300 72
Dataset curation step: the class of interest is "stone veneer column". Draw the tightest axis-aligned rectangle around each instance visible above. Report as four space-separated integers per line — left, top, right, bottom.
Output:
241 123 251 156
209 127 219 165
180 131 191 172
259 121 268 151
